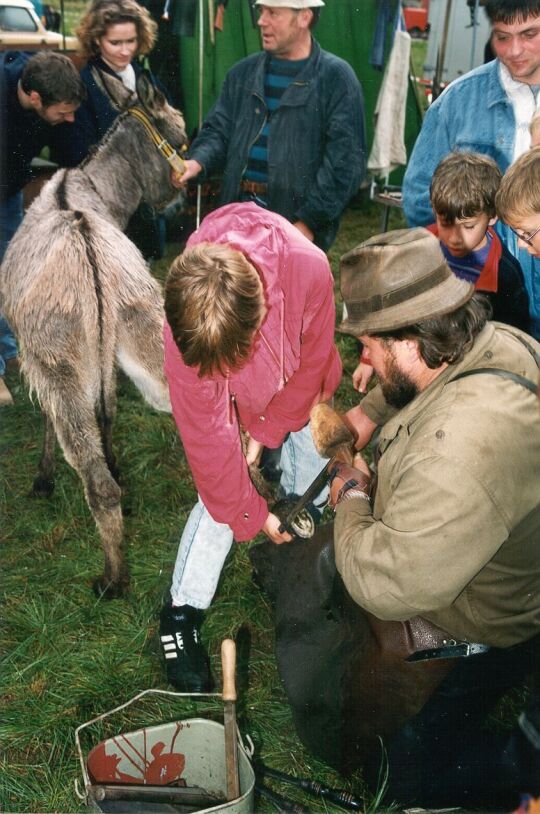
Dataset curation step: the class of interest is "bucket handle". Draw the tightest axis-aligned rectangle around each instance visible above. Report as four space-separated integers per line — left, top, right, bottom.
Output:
75 687 221 800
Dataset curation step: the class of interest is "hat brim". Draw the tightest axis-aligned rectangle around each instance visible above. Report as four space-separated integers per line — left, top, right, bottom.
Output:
337 275 474 336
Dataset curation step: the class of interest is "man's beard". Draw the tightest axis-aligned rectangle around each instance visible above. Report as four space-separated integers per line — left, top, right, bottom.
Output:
380 355 418 409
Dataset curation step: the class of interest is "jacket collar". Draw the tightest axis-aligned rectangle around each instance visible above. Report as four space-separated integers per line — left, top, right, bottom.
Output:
487 58 513 109
377 323 497 453
250 38 321 101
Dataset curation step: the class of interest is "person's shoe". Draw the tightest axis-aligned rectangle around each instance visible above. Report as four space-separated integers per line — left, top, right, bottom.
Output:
0 377 13 407
159 601 214 692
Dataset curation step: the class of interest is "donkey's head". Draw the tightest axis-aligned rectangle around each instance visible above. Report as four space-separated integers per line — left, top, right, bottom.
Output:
93 69 188 210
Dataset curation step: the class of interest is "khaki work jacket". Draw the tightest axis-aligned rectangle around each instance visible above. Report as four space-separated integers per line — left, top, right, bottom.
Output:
335 323 540 648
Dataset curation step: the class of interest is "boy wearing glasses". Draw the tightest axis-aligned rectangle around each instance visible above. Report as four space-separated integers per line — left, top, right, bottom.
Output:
496 146 540 262
427 152 531 333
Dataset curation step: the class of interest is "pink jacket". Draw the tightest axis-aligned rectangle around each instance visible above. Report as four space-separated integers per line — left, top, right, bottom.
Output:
163 203 342 540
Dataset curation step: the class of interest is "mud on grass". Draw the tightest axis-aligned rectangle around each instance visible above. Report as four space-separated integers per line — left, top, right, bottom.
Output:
1 205 406 814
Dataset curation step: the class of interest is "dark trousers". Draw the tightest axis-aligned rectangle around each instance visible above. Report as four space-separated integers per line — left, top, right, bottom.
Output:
362 638 539 809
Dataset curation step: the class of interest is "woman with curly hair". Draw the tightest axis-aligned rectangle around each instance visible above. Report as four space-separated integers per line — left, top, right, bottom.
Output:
57 0 167 258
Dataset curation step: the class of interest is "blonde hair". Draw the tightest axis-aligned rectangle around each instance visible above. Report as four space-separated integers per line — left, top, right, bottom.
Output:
76 0 157 60
496 146 540 223
165 243 266 377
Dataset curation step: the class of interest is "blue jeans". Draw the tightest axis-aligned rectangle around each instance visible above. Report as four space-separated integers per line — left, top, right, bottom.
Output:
170 422 328 608
0 192 23 376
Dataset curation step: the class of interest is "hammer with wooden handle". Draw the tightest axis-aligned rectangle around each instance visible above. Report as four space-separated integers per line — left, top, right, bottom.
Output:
221 638 241 802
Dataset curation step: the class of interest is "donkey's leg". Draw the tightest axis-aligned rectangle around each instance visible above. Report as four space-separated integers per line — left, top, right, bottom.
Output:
42 383 128 598
116 303 170 413
32 413 57 497
96 380 119 484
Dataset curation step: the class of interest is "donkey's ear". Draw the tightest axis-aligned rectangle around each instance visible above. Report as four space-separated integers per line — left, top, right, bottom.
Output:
136 72 167 115
91 67 135 110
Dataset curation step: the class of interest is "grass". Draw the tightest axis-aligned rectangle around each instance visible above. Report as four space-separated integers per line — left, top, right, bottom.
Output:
0 200 408 814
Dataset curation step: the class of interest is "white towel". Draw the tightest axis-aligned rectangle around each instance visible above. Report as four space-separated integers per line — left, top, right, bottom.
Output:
368 28 411 178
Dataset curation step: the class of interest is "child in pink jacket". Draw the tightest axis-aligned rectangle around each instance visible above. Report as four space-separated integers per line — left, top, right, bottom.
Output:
160 202 342 691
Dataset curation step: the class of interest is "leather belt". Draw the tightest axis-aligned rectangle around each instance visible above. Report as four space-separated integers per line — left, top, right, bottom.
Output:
406 640 491 662
240 179 268 196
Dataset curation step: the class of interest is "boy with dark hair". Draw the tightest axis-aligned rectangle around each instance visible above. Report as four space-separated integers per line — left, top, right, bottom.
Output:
0 50 85 405
428 152 531 333
403 0 540 339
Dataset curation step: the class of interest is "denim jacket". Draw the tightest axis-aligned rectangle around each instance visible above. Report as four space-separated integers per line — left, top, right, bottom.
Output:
189 40 366 251
403 59 540 338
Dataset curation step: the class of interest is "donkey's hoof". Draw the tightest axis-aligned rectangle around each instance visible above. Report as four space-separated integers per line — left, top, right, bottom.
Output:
92 575 128 599
31 476 55 497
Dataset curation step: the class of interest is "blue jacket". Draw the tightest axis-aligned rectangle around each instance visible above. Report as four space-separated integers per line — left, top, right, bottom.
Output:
189 39 366 251
1 51 54 200
403 59 540 338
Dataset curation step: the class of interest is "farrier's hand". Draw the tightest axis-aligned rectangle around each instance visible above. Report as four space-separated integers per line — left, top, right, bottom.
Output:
262 512 293 544
245 436 264 466
329 459 372 509
171 158 203 188
342 404 378 450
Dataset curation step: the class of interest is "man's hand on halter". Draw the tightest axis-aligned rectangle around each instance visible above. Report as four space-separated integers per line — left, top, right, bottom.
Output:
263 512 293 544
170 159 202 189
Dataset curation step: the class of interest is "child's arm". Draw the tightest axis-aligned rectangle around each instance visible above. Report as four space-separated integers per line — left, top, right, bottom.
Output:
352 346 374 393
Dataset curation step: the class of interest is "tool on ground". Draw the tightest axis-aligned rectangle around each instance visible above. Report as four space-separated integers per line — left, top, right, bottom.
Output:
256 782 312 814
254 763 363 811
277 459 340 537
222 638 241 802
91 782 225 807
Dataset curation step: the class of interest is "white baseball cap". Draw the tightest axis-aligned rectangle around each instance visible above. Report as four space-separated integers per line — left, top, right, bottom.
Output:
255 0 325 8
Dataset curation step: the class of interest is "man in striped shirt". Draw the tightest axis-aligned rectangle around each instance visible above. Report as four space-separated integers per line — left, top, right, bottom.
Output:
175 0 366 252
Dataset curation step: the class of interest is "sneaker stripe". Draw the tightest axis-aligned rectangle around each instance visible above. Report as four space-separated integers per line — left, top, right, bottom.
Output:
160 634 174 643
162 643 177 652
165 652 178 660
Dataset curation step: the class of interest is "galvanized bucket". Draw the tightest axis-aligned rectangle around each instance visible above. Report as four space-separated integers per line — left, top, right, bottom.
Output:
75 688 255 814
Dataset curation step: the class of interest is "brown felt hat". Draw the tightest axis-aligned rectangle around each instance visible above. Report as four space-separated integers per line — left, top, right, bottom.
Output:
338 228 474 335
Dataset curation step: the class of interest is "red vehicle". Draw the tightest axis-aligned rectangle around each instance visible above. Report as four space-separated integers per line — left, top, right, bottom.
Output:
402 0 430 38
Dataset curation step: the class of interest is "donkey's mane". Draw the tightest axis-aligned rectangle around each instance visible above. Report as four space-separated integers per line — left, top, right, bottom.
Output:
79 110 134 170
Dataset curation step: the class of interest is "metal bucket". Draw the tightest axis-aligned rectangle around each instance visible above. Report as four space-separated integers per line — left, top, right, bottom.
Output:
75 689 255 814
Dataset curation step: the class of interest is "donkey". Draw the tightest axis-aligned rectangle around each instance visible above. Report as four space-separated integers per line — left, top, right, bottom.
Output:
0 73 187 598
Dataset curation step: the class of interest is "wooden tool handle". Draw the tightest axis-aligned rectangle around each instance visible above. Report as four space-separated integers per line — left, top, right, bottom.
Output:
221 638 237 702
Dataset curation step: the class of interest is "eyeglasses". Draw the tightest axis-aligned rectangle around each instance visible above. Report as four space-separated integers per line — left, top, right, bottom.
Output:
509 224 540 246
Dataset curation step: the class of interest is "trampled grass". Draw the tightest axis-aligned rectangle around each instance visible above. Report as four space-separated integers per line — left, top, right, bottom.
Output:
1 202 408 814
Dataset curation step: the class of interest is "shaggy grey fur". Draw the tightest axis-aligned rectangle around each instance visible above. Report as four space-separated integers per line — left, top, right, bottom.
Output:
0 74 187 597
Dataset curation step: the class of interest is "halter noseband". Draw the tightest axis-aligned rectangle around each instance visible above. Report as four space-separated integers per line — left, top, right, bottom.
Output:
128 106 186 175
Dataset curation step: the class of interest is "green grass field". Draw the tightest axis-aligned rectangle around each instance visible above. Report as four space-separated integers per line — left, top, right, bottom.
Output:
0 201 409 814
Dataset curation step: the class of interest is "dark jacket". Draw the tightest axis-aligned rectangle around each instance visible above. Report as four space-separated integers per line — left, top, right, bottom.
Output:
188 40 366 251
0 51 52 201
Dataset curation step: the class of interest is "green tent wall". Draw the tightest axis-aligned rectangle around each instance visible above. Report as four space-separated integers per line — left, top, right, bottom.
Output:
171 0 421 186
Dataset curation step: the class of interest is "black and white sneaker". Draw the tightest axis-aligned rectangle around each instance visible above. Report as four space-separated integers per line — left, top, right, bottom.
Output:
159 601 214 692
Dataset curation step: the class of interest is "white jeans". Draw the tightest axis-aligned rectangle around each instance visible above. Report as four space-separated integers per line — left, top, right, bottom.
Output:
170 422 328 608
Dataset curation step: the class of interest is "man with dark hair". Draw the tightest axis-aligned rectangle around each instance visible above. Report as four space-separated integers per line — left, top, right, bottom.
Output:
403 0 540 339
174 0 366 253
331 227 540 806
0 50 85 405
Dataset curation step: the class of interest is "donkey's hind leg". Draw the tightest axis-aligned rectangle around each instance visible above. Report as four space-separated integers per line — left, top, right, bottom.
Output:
32 413 57 497
116 302 170 413
42 384 128 598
